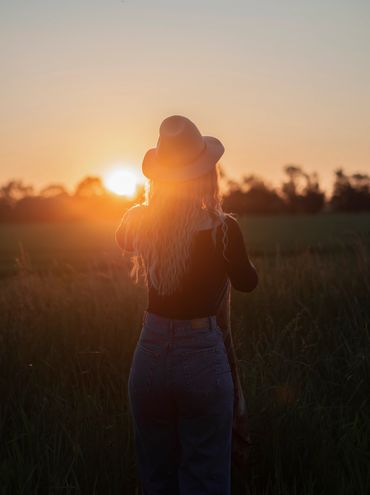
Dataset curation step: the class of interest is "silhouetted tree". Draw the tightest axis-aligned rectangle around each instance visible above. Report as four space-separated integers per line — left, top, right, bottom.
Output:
74 176 106 198
282 165 325 214
0 180 34 205
39 184 69 198
223 174 286 214
0 198 11 221
331 169 370 211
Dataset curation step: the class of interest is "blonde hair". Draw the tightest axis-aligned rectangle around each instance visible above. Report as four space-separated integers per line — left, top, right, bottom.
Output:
122 163 235 295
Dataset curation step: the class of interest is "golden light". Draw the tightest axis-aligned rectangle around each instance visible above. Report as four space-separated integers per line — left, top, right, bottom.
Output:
104 168 138 197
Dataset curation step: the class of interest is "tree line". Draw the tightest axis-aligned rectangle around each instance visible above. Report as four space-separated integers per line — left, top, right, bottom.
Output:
221 165 370 215
0 166 369 223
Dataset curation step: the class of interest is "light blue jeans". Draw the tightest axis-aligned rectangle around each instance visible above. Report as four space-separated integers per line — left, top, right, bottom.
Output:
128 310 234 494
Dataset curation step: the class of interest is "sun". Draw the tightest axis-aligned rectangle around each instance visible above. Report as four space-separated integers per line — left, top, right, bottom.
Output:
103 168 138 197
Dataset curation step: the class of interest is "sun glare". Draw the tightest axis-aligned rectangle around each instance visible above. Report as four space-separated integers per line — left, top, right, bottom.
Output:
104 168 138 197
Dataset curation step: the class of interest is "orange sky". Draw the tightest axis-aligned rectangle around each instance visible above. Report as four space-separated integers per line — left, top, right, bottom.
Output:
1 0 369 194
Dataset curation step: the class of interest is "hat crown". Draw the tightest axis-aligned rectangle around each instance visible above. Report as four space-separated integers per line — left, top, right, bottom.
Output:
156 115 206 167
142 114 224 182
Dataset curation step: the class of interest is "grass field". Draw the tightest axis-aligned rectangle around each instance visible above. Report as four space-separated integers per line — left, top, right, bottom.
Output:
0 213 369 494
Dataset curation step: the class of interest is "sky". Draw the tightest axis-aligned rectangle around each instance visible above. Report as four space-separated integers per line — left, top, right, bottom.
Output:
1 0 369 193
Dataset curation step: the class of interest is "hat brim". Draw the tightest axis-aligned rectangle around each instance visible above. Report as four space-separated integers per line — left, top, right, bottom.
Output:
142 136 225 182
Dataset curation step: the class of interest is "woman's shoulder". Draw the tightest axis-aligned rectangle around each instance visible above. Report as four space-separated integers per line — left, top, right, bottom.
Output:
120 203 147 227
124 203 147 218
199 210 238 229
115 203 147 252
212 213 245 247
214 212 241 232
223 212 239 226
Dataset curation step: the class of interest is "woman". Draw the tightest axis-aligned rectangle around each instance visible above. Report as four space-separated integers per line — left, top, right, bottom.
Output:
115 115 258 494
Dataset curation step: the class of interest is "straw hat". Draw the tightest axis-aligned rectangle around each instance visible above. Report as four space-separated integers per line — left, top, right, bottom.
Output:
142 115 225 182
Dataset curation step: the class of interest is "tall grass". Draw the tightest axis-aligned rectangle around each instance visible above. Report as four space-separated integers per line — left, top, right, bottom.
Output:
0 242 369 494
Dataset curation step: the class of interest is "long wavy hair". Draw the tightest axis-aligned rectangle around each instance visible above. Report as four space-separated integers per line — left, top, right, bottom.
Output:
123 163 235 295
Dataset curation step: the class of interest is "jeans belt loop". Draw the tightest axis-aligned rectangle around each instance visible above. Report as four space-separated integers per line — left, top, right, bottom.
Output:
210 315 217 331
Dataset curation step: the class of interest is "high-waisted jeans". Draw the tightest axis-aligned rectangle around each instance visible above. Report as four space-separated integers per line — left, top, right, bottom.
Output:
128 310 234 495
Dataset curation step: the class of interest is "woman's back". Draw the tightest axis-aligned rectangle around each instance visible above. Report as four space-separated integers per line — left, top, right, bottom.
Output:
116 207 258 319
147 214 257 318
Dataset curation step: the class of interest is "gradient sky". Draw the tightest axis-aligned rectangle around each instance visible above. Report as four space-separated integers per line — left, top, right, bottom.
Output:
1 0 369 193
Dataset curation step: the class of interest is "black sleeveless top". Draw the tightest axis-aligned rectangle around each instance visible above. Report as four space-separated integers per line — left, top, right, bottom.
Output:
146 217 257 319
116 212 257 319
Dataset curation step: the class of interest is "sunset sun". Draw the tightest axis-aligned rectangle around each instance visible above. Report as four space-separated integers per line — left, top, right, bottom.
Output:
104 168 138 197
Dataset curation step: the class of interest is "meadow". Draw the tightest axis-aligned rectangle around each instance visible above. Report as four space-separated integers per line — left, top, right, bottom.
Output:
0 213 369 494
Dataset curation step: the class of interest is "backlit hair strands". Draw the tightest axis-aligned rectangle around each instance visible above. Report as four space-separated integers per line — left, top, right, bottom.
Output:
121 163 236 295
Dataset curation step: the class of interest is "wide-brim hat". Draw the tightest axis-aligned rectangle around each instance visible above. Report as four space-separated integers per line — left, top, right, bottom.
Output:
142 115 225 182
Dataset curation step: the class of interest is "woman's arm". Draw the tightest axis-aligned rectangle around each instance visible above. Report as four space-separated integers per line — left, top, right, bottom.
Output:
115 204 145 253
222 215 258 292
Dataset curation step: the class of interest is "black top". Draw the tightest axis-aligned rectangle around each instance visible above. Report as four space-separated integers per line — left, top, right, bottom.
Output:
116 213 257 319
